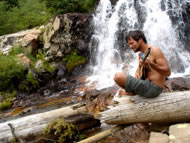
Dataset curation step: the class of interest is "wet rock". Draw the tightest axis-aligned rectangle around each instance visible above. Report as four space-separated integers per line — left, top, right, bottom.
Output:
74 39 88 52
81 88 115 115
164 76 190 92
37 71 53 83
43 89 51 96
57 65 66 78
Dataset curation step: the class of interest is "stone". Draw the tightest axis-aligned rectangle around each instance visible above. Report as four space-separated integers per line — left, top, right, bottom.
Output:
53 17 60 32
149 132 169 143
20 29 41 47
0 29 41 54
16 53 31 68
50 44 59 55
169 123 190 143
35 59 44 71
57 65 66 78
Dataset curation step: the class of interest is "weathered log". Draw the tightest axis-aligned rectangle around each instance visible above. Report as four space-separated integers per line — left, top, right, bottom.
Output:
0 103 88 142
100 91 190 125
77 125 127 143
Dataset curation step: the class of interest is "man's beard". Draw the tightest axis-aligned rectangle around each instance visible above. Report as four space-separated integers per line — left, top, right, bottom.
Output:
134 46 140 53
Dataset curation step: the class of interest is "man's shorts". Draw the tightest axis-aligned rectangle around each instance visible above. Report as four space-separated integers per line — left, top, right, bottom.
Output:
125 75 163 98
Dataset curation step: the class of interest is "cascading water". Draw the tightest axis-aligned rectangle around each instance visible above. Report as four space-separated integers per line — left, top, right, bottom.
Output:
87 0 190 89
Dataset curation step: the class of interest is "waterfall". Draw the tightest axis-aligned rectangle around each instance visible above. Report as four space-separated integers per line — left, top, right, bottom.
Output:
87 0 190 89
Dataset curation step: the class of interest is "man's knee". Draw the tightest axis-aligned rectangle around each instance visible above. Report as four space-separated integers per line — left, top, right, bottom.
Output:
114 72 122 83
114 72 127 85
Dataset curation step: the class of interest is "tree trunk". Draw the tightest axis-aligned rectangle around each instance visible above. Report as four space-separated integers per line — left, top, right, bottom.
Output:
100 91 190 125
0 103 90 142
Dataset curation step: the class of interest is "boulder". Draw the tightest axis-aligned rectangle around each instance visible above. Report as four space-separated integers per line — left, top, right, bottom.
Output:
0 28 42 54
149 132 169 143
169 123 190 143
42 13 92 61
16 53 31 68
164 76 190 92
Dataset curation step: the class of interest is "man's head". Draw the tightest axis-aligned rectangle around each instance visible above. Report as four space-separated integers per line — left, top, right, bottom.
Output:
125 30 147 52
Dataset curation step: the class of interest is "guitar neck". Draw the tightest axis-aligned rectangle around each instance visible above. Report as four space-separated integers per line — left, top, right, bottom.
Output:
139 47 151 79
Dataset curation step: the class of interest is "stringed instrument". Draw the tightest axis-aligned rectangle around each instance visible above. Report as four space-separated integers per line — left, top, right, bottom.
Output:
139 47 151 80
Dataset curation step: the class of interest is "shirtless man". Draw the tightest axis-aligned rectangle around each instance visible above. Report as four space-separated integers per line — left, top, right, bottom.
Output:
114 30 171 98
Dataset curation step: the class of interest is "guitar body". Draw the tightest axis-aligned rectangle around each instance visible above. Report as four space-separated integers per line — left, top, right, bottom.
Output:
139 48 151 80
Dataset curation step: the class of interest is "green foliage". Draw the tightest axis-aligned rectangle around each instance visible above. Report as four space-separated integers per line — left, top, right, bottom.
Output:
9 46 24 56
45 0 97 15
44 62 56 73
0 98 12 110
43 118 78 143
36 51 56 72
0 0 96 36
63 52 87 73
81 0 97 12
26 71 39 88
0 91 17 110
0 53 26 91
4 0 19 10
0 0 51 36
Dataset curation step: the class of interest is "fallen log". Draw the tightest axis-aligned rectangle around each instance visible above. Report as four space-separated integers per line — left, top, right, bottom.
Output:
100 91 190 125
78 125 127 143
0 103 91 142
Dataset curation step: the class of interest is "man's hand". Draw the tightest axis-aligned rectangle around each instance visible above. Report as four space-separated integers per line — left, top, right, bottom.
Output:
140 56 151 69
135 72 140 78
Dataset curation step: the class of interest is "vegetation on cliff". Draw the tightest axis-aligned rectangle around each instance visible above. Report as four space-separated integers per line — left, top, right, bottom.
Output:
0 0 97 36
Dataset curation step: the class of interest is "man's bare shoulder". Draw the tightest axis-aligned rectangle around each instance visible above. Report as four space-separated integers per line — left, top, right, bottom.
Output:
150 46 163 57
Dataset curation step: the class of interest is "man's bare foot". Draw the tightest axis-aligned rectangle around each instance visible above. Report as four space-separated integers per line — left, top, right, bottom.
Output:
118 89 135 97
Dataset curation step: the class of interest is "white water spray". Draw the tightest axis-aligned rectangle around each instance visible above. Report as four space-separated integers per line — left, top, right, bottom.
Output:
87 0 190 89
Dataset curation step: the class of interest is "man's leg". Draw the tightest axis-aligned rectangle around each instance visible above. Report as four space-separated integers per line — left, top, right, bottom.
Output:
114 72 135 96
114 72 127 89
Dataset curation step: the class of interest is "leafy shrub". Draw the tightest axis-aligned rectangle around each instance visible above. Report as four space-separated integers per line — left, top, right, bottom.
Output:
63 52 87 72
26 71 39 88
36 51 56 72
0 98 12 110
0 91 17 110
0 0 51 36
45 0 97 15
9 46 24 56
0 53 25 91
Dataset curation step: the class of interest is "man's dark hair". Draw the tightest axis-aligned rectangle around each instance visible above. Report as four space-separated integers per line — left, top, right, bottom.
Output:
126 30 147 44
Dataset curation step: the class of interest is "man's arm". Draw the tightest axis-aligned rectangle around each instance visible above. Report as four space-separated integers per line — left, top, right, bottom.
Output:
135 56 143 78
146 48 171 76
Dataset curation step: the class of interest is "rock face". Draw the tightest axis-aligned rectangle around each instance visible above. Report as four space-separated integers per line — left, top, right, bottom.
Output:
0 28 42 54
42 13 92 61
0 13 93 94
0 13 92 75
